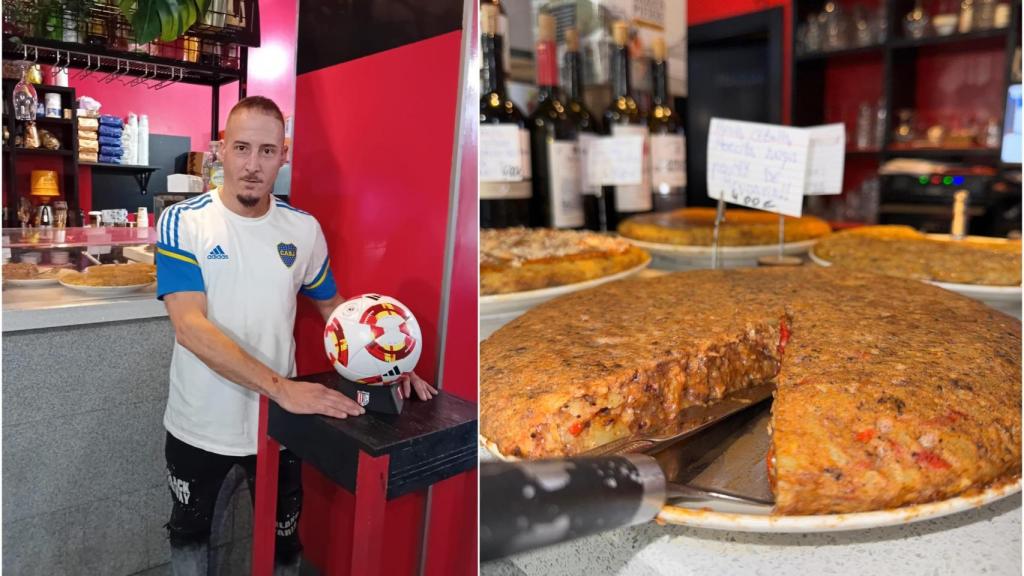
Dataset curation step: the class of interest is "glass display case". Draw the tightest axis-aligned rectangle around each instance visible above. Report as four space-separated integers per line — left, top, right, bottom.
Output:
2 226 157 313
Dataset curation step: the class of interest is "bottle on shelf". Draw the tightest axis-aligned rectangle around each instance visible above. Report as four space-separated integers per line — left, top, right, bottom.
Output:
600 20 650 231
647 36 686 213
527 13 583 229
564 27 603 231
479 3 531 228
480 0 511 76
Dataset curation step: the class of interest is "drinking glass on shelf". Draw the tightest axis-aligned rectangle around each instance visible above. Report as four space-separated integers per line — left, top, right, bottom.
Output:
904 0 931 39
874 99 888 149
53 201 68 228
853 5 873 46
823 1 847 50
803 14 823 52
974 0 997 29
17 197 31 228
856 102 874 149
874 4 889 43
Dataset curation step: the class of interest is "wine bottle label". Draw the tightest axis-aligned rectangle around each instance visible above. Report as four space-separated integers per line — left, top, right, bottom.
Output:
547 140 584 228
650 134 687 188
578 133 599 196
519 129 532 179
480 181 532 200
481 125 531 182
611 125 652 212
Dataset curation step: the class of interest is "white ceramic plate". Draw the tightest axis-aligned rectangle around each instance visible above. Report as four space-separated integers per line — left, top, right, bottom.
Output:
58 279 155 295
479 258 651 317
809 250 1021 317
657 480 1021 533
627 238 819 271
5 276 61 287
479 434 1021 533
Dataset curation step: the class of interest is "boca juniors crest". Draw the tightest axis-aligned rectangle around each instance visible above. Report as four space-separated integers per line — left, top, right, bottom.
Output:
277 243 297 267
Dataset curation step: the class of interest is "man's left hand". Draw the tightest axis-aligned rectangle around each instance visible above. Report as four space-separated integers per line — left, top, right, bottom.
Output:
397 372 438 401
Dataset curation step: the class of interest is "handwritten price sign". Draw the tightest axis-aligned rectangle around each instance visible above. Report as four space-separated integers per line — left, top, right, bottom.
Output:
706 118 811 217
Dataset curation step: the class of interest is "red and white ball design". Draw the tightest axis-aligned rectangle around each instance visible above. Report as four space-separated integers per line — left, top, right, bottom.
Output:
323 294 422 384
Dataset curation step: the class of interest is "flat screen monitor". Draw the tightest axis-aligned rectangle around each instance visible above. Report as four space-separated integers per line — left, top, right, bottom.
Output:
1002 84 1021 165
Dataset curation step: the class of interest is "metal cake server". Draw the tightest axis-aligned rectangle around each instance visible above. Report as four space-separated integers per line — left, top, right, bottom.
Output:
481 382 776 561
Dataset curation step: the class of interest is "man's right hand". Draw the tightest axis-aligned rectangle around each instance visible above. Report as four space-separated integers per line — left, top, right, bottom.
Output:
275 379 366 419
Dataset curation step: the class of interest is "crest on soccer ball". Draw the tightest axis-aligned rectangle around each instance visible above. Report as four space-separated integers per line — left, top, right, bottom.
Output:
357 390 370 406
277 243 297 268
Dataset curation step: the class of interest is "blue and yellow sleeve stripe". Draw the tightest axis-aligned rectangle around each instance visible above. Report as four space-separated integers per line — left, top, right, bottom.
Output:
156 241 205 300
300 256 336 301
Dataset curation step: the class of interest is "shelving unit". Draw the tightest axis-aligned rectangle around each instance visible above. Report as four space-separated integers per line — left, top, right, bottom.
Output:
791 0 1022 231
80 162 160 195
2 81 79 227
1 0 258 225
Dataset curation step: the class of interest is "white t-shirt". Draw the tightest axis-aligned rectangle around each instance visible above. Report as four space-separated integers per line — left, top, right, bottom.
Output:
155 189 337 456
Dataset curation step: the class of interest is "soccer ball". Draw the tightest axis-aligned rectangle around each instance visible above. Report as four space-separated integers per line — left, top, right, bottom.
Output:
323 294 422 384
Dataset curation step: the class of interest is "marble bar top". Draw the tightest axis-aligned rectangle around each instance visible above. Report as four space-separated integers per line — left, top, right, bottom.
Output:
2 284 167 332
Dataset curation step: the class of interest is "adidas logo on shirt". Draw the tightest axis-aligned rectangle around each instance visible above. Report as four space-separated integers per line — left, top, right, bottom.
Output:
207 245 229 260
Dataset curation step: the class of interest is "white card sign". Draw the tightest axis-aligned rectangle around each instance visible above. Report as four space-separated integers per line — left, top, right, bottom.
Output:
806 123 845 195
586 135 644 186
706 118 811 217
480 124 527 182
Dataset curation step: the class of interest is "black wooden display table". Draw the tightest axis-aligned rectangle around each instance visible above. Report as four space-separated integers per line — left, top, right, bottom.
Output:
251 371 477 575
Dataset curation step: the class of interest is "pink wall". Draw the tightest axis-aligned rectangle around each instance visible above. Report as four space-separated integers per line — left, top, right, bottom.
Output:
64 0 298 149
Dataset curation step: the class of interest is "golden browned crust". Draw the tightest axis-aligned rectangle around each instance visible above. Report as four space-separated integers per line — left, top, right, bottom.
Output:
62 263 156 287
618 207 831 246
480 268 1021 514
813 225 1022 286
480 228 649 295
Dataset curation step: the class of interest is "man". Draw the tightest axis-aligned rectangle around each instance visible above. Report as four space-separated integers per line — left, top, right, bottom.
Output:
156 96 437 575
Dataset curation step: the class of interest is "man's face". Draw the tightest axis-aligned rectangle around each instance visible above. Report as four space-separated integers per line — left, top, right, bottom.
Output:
221 110 287 208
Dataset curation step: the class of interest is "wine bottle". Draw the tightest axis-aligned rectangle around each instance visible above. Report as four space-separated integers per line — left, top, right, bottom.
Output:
564 27 603 231
480 0 511 76
480 3 531 229
648 37 687 212
601 20 651 231
528 13 583 229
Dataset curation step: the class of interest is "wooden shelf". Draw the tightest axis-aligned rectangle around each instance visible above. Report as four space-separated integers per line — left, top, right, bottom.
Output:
79 162 158 171
884 147 1001 159
25 117 75 126
7 147 74 157
889 28 1010 50
796 44 884 62
79 162 160 194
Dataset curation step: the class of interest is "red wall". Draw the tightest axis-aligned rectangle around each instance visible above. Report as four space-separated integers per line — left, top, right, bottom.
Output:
289 28 474 575
914 41 1006 129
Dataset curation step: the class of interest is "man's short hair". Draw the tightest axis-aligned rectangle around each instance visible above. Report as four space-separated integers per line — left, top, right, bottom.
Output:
227 96 285 129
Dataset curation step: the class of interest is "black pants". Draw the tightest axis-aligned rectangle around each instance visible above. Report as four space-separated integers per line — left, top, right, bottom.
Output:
164 431 303 564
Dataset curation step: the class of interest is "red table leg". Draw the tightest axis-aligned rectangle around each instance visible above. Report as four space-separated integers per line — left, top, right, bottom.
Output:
253 395 280 576
329 450 390 576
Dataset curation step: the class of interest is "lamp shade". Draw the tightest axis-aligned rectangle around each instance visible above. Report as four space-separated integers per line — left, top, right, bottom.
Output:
30 170 60 197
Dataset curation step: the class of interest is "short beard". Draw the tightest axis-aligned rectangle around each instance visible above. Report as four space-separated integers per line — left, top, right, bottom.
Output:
236 194 261 208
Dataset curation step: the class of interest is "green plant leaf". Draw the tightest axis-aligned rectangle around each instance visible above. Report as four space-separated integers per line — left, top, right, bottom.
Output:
131 0 163 43
121 0 209 44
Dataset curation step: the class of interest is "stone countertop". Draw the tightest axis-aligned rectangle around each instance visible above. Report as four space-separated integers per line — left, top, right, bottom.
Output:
481 494 1021 576
2 284 166 332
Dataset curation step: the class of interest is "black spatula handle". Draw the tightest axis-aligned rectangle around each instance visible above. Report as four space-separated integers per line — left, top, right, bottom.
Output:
480 455 666 561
